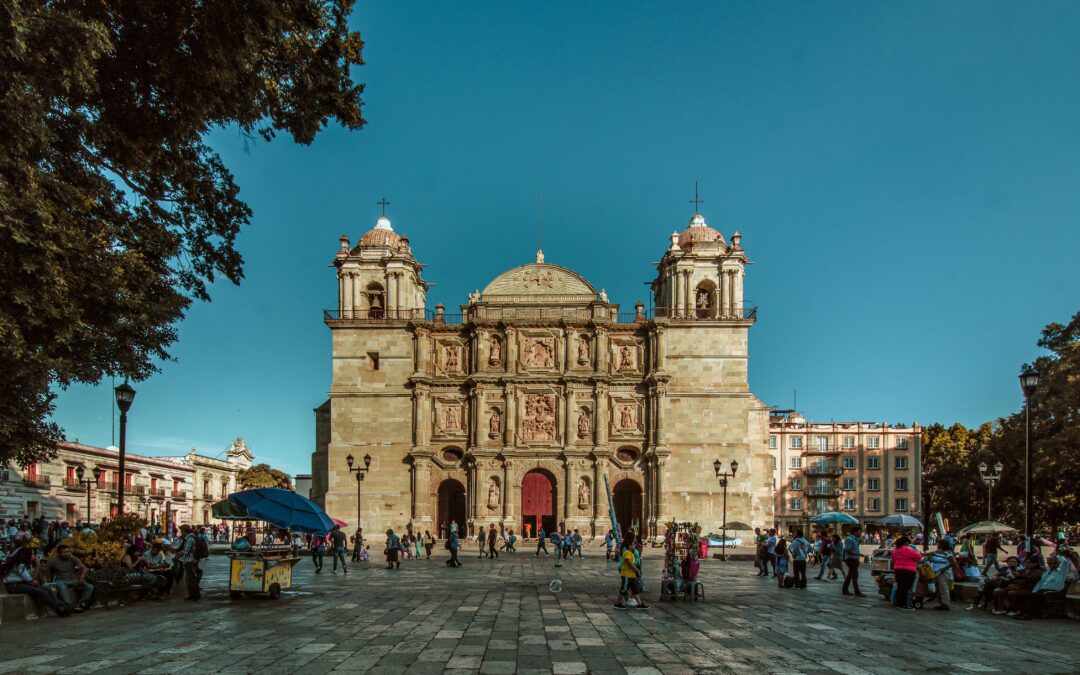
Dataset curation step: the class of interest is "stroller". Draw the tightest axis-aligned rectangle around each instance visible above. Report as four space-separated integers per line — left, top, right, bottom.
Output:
908 560 939 609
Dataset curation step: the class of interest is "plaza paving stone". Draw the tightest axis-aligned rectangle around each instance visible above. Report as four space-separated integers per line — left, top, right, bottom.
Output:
0 548 1077 674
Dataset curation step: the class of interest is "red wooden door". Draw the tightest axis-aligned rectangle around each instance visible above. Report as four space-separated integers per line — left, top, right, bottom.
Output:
521 472 553 516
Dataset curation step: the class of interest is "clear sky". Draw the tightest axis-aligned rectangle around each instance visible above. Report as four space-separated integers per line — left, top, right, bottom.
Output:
52 2 1080 476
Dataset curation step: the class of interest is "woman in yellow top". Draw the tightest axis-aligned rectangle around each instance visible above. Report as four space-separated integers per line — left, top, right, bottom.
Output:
614 532 649 610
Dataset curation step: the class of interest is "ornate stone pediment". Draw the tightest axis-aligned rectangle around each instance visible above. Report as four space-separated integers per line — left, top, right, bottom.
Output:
480 263 597 304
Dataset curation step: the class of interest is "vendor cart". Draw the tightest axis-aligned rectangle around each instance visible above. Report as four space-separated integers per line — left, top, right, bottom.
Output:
228 547 300 600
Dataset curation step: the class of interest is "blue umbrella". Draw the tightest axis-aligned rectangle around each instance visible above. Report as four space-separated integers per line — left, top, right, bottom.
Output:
809 511 860 526
879 514 923 529
228 488 335 535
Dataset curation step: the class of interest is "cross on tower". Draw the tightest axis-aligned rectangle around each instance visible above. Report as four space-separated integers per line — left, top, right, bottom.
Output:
689 182 704 212
377 198 391 216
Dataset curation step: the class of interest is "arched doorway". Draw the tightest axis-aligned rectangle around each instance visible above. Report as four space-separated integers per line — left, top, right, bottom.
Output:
612 479 643 538
521 469 557 537
437 479 466 539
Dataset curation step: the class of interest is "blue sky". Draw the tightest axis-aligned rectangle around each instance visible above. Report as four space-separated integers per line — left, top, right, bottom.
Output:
53 2 1080 476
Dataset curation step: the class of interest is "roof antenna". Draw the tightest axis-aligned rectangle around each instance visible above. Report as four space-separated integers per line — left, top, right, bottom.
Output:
793 387 797 412
536 191 544 264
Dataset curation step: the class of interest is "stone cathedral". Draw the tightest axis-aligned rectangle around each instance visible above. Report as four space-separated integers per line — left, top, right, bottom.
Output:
310 211 774 540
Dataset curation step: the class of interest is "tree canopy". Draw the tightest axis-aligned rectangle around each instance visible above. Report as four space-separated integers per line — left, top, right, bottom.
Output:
0 0 364 465
238 463 294 491
922 311 1080 531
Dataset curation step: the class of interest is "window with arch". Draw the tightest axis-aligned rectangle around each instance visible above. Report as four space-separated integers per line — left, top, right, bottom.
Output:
694 280 717 318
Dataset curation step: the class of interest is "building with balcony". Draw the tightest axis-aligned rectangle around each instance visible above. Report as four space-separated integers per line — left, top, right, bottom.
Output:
1 439 256 528
767 410 921 532
0 442 194 527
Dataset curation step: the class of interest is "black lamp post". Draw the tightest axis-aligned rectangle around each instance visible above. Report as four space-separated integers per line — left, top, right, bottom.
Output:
346 453 372 530
713 458 738 560
1018 364 1039 549
977 461 1004 521
113 381 136 516
75 465 102 524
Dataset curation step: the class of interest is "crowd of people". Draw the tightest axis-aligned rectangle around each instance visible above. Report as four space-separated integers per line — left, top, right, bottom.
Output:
753 524 1079 621
1 516 213 618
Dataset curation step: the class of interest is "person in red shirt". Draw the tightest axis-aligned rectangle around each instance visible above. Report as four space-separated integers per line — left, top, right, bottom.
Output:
890 535 923 610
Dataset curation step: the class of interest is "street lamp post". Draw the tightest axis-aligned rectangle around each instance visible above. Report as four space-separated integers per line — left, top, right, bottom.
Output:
345 453 372 530
1018 364 1039 551
113 381 137 516
75 465 102 524
713 459 739 561
978 461 1004 520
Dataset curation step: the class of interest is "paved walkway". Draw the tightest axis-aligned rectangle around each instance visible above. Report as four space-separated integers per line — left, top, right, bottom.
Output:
0 549 1076 674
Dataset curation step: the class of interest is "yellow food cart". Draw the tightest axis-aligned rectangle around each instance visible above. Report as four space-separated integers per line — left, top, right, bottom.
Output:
228 547 300 600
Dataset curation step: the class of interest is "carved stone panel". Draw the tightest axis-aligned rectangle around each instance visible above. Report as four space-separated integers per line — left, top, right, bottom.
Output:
520 392 558 443
432 397 467 440
611 338 642 374
610 395 644 438
522 336 556 369
437 341 465 376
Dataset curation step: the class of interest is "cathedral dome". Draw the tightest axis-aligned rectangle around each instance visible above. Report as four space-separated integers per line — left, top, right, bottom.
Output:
677 213 725 249
358 215 402 247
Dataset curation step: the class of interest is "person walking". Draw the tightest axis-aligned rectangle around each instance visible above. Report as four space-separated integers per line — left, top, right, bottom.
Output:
790 530 810 589
478 529 488 558
613 532 649 610
507 529 517 553
842 526 865 597
890 535 921 610
488 524 500 559
536 526 549 556
604 529 615 561
178 525 202 601
764 529 778 577
446 529 462 567
552 530 564 568
815 532 832 580
982 534 1004 577
385 529 402 570
572 529 584 559
423 530 435 559
351 528 364 562
329 525 348 575
310 533 326 573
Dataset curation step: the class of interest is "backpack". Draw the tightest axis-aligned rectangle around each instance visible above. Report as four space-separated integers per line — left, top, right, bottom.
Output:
194 535 210 560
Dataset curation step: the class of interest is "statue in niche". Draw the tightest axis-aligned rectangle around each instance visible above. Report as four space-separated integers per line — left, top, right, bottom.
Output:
488 408 501 437
488 479 501 508
444 404 462 430
489 335 502 364
444 345 460 371
618 345 634 370
577 408 591 437
619 404 636 430
577 335 590 364
578 478 591 507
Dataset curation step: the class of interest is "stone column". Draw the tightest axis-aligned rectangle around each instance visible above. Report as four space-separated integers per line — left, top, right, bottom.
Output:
654 383 667 446
564 389 575 445
683 271 692 316
714 286 722 319
503 460 515 523
727 270 735 315
595 327 607 372
734 269 744 315
414 385 430 446
717 270 726 318
503 384 515 447
673 269 681 317
563 461 572 530
468 389 481 448
654 326 665 372
415 458 432 522
468 461 479 535
415 327 430 375
595 384 608 446
506 327 518 375
338 271 346 313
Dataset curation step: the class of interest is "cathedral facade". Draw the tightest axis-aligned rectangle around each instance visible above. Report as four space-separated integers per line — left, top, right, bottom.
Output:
310 212 773 540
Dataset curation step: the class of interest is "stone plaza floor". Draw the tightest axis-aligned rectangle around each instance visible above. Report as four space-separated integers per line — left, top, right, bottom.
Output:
1 548 1077 674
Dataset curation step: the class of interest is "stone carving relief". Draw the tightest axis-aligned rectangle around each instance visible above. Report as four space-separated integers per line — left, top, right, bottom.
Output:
577 335 590 365
577 407 591 437
578 477 591 507
519 269 555 290
488 408 501 437
488 335 502 364
488 478 501 509
521 393 557 442
612 400 643 435
617 344 636 371
523 337 555 368
441 403 463 431
441 344 462 373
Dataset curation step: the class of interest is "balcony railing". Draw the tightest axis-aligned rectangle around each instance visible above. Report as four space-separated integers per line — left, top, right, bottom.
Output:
804 486 843 498
99 481 119 491
148 488 166 499
22 475 50 486
802 445 842 455
804 464 844 477
324 308 429 323
63 477 84 489
129 485 146 495
651 306 757 321
171 490 187 501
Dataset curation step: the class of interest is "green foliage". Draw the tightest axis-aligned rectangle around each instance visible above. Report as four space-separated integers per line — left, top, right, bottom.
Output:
57 531 126 569
238 463 294 491
0 0 365 465
99 513 147 542
922 311 1080 531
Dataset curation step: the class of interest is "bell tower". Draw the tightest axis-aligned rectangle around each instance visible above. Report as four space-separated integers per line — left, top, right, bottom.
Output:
335 214 427 319
652 212 748 319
